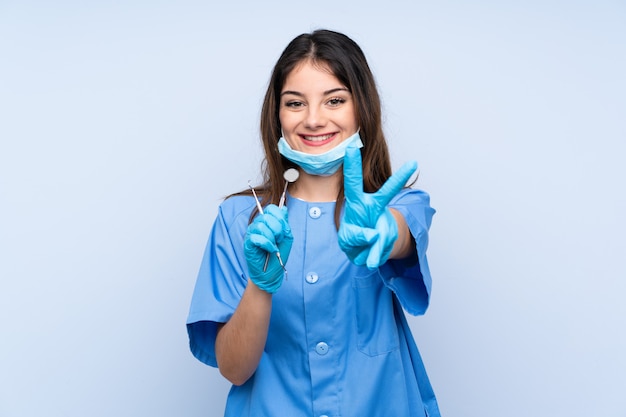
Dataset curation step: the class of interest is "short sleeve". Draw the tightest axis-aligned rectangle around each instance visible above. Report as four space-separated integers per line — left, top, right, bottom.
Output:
379 189 436 316
186 199 252 367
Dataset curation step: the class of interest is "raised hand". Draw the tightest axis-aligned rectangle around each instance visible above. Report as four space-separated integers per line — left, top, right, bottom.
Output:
338 147 417 269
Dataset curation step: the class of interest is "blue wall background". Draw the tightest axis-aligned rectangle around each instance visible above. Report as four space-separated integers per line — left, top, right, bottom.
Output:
1 1 624 416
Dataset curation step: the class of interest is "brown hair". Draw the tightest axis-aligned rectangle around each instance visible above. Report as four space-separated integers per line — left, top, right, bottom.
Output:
234 29 393 225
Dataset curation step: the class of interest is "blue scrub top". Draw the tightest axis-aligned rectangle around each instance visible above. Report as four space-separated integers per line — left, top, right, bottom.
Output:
187 189 441 417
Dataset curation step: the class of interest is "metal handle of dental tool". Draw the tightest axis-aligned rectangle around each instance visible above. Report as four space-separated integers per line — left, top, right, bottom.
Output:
248 181 286 274
248 181 265 215
265 169 299 272
262 169 300 273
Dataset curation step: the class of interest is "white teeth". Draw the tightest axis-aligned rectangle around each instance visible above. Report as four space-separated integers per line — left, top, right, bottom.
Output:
303 134 334 142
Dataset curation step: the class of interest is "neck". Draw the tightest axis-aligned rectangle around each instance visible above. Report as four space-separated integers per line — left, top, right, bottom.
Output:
288 169 341 202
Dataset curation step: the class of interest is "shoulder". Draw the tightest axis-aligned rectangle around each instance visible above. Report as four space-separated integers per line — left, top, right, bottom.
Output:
390 188 435 227
217 195 257 227
390 188 432 206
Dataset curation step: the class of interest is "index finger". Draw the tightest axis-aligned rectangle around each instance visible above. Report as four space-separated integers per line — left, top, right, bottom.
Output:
343 146 364 201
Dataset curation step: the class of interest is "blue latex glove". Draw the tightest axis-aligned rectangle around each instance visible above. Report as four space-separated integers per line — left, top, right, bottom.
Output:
338 147 418 269
244 204 293 293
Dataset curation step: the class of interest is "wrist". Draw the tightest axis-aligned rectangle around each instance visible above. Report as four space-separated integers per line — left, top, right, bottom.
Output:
247 279 276 297
249 272 283 294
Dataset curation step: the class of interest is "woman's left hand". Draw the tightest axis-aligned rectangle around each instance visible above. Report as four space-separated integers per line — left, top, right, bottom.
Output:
338 147 417 269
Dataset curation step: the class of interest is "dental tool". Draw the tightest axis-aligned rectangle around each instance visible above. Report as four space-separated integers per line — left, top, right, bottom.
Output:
262 168 300 273
248 181 287 275
279 168 300 208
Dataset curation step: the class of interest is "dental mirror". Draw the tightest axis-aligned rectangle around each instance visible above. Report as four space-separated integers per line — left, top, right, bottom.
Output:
279 168 300 208
283 168 299 183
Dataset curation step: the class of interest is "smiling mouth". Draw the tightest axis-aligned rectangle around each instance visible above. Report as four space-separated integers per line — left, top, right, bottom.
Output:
302 133 335 142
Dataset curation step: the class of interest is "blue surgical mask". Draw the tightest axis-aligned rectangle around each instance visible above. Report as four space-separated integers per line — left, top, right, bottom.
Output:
277 131 364 176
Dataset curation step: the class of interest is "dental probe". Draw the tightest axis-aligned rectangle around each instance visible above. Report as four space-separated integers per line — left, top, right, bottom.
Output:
248 181 286 274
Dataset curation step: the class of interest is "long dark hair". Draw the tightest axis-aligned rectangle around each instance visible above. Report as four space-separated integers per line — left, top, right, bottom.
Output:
235 29 393 224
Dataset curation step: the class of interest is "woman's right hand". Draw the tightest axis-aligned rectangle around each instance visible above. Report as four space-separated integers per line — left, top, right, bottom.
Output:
244 204 293 293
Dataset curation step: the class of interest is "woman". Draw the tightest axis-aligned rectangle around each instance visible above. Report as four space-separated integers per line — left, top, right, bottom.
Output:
187 29 441 417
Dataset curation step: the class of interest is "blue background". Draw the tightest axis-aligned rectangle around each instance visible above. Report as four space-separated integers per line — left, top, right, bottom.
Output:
1 1 625 416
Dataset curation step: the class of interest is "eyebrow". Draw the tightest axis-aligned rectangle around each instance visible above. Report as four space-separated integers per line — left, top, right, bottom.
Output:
280 87 350 97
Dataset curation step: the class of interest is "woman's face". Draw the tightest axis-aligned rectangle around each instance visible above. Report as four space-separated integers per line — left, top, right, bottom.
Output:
279 60 358 155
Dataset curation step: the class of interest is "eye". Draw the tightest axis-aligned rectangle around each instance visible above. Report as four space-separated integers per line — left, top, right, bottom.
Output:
284 100 305 108
327 97 346 107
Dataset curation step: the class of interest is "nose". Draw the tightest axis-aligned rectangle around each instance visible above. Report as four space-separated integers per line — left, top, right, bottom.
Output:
304 106 326 129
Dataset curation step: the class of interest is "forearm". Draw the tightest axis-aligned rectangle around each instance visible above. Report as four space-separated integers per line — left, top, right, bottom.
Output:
215 280 272 386
389 208 415 260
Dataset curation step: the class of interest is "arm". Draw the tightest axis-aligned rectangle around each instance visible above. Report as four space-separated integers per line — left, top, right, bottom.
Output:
380 189 436 315
389 208 416 261
215 280 272 386
215 204 292 385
